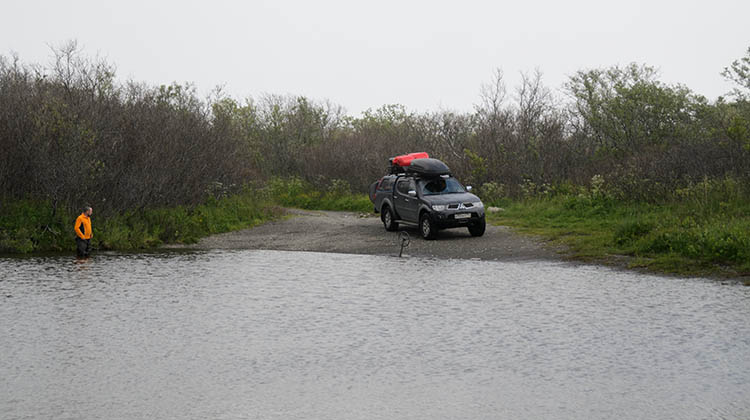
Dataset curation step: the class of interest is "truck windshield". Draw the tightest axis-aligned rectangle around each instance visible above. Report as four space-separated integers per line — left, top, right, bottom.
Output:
419 178 465 195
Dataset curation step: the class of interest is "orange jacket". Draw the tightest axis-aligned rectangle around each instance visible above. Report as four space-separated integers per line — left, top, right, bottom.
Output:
74 213 92 240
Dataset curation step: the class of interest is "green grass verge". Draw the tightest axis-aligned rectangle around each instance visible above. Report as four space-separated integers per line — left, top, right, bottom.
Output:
267 177 373 213
0 177 372 255
486 195 750 278
0 190 282 254
0 177 371 255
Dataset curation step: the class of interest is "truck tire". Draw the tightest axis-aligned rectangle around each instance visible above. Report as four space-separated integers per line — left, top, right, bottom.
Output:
468 217 486 237
420 212 437 240
382 205 398 231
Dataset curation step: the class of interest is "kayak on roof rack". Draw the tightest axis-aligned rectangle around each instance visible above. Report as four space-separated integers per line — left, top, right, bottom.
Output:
389 152 429 173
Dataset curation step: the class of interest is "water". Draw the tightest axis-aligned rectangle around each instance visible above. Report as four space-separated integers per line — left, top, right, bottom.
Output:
1 250 749 419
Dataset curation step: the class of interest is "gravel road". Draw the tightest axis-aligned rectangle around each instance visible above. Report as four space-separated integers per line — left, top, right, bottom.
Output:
176 209 562 261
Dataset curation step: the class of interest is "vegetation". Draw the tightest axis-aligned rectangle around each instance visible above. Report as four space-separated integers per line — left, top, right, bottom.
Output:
484 176 750 277
0 40 749 277
0 190 280 253
267 178 372 213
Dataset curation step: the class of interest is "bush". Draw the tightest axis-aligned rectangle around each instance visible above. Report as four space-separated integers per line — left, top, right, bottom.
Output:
477 182 505 205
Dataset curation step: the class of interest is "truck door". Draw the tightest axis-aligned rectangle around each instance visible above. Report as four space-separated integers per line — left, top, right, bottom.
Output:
394 178 419 222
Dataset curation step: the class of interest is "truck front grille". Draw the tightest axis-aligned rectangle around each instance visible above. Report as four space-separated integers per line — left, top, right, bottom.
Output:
447 202 475 210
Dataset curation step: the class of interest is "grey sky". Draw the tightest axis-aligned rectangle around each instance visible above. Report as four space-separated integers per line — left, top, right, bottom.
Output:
3 0 748 115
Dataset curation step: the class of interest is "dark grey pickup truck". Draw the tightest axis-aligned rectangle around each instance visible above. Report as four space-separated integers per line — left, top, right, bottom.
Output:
369 158 485 239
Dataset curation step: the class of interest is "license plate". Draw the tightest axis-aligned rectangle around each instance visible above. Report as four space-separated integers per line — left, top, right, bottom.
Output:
454 213 471 219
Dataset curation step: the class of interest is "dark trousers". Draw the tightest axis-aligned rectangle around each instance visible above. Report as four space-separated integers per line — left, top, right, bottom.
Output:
76 238 91 257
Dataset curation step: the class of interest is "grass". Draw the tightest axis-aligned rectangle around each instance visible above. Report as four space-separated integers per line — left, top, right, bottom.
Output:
0 189 282 254
485 191 750 278
0 178 369 254
0 199 75 253
267 177 373 213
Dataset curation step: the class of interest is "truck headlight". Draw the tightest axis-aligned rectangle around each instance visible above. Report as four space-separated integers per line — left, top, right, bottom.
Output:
473 201 484 208
431 204 446 211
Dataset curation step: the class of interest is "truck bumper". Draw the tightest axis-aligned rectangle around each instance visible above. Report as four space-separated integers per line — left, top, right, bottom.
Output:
431 211 485 229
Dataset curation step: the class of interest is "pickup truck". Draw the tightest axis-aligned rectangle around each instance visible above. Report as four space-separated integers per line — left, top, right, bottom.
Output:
369 157 486 239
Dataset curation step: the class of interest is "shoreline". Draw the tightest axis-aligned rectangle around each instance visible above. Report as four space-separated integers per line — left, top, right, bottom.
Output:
3 206 746 283
165 208 750 283
165 208 567 262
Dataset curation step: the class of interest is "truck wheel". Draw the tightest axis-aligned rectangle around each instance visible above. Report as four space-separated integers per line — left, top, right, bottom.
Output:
420 213 437 240
382 205 398 231
468 217 486 237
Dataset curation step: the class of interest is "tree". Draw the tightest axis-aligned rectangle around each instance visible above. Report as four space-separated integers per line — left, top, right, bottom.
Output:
565 63 700 154
722 46 750 100
718 47 750 152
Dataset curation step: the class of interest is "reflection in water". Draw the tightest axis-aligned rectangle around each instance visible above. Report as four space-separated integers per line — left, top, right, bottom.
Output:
1 250 749 419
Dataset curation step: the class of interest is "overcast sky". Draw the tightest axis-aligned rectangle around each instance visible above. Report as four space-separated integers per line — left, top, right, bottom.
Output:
3 0 748 115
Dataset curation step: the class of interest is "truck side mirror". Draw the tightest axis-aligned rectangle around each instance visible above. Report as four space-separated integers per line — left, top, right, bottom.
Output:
408 190 417 197
466 185 473 192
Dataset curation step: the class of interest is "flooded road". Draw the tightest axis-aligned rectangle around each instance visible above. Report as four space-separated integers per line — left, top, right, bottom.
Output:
1 250 749 419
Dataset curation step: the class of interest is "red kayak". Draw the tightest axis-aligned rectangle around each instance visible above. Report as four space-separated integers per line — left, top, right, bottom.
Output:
391 152 429 167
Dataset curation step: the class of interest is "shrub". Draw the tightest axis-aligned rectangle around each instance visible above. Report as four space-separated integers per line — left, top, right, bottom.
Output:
477 182 505 205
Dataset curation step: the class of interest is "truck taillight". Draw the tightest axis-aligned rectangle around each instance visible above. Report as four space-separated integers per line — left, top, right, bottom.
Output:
373 179 382 199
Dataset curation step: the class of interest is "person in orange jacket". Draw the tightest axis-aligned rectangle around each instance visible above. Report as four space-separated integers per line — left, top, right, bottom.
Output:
74 206 93 257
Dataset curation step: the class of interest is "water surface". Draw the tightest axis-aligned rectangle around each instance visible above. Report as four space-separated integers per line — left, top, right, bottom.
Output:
1 250 748 419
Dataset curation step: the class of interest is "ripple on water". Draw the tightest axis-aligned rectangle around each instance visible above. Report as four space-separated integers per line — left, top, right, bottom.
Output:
1 250 749 420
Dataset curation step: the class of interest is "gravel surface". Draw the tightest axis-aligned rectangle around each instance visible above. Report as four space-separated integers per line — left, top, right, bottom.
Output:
172 209 563 261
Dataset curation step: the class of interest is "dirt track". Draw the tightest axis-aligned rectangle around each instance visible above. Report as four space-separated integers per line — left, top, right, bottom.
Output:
175 209 562 261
